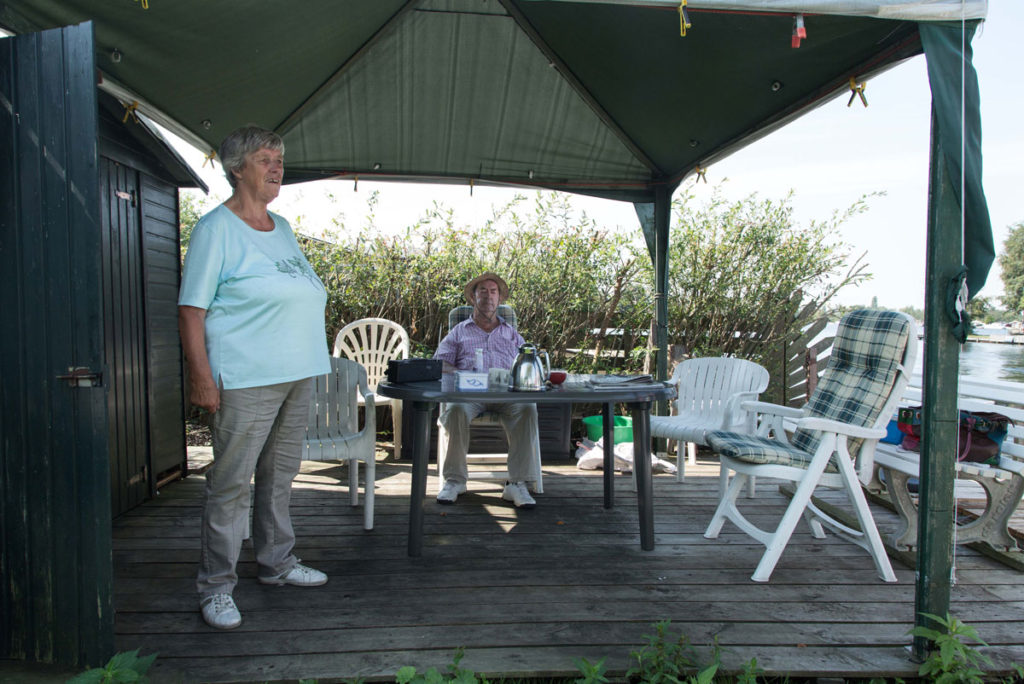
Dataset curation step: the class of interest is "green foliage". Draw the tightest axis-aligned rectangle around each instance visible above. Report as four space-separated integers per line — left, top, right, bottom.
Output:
178 190 219 264
301 192 649 372
665 187 869 366
908 612 993 684
66 649 157 684
733 657 764 684
625 620 721 684
395 647 489 684
180 188 871 378
573 656 610 684
998 221 1024 315
963 296 1013 325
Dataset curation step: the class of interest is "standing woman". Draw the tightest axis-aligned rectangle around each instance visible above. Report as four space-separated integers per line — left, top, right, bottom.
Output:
178 125 331 630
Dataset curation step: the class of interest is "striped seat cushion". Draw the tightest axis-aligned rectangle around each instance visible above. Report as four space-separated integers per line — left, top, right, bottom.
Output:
710 309 910 470
707 431 839 472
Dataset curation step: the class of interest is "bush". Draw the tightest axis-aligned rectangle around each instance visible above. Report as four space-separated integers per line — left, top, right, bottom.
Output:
181 188 869 377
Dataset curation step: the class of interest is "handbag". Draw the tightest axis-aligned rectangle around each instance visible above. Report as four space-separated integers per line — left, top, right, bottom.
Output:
896 405 1013 465
896 406 922 451
957 411 1013 465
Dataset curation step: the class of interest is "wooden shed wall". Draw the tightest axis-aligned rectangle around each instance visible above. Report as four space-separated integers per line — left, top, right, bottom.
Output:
98 102 187 518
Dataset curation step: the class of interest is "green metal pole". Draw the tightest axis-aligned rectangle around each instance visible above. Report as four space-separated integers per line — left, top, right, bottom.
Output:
914 105 960 660
653 186 670 422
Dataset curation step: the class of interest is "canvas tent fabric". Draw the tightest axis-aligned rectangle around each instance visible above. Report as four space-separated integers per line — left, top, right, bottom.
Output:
0 2 933 196
919 21 993 298
0 0 993 292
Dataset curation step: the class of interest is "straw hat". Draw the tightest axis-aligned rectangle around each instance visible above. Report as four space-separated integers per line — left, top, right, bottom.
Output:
463 272 509 304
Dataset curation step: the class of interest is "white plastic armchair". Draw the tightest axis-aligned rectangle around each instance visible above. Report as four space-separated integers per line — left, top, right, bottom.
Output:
304 357 377 530
649 357 769 484
703 309 917 582
333 318 410 457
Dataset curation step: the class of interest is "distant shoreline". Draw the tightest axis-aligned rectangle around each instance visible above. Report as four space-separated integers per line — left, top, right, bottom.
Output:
967 334 1024 345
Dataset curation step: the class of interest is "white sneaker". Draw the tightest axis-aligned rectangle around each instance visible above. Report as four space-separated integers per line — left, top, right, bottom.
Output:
200 593 241 630
436 480 467 504
502 481 536 509
259 562 328 587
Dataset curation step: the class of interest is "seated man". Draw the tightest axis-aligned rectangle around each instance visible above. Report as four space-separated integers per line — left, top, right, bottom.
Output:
433 272 540 509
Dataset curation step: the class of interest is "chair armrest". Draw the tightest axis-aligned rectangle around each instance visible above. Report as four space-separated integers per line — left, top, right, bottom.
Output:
360 385 376 435
722 391 761 432
796 416 885 440
723 391 760 419
741 400 803 419
741 401 803 441
358 378 376 411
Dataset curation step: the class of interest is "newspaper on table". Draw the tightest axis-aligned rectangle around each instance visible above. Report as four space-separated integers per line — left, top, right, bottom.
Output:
588 374 655 387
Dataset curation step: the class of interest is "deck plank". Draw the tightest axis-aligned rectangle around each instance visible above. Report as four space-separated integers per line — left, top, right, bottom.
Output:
113 457 1024 683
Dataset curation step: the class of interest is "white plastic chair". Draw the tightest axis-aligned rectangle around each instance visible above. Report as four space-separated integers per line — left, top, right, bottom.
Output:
649 357 769 487
703 310 917 582
436 305 543 493
333 318 410 458
304 357 377 530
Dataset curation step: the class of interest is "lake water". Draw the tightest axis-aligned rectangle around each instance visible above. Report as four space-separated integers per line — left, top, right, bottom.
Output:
954 334 1024 384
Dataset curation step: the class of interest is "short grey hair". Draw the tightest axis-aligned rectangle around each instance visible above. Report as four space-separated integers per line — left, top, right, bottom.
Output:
218 125 284 189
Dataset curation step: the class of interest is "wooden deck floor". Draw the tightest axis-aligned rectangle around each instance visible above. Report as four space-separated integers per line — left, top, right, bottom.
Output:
115 456 1024 683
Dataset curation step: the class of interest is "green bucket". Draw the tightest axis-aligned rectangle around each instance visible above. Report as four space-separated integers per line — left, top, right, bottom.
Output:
582 415 633 444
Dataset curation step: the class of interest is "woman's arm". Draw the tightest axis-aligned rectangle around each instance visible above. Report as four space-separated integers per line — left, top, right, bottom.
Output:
179 305 220 413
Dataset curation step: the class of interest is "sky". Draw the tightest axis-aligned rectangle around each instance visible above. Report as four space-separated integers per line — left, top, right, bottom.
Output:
169 2 1022 312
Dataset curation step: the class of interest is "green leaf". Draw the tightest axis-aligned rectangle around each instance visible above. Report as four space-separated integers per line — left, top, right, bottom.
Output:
395 666 418 684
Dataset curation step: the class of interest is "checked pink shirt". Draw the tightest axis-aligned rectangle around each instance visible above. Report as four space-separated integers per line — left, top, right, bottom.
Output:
434 316 525 371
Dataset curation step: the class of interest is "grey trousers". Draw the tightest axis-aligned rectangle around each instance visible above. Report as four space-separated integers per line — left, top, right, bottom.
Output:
197 378 313 598
438 402 538 484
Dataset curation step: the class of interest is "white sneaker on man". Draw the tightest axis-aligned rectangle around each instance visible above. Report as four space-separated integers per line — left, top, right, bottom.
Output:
200 593 241 630
258 562 328 587
436 480 467 504
502 481 536 509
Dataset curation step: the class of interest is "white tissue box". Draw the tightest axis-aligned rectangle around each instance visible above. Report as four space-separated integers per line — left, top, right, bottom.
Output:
455 371 489 391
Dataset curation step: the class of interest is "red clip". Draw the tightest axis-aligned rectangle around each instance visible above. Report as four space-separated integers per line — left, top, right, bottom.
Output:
792 14 806 48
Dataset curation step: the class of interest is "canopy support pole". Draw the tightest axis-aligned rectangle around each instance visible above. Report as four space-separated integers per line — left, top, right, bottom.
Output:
914 104 960 660
653 185 670 390
634 187 671 422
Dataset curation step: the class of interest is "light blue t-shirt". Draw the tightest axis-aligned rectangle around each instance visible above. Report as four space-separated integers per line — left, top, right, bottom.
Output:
178 204 331 390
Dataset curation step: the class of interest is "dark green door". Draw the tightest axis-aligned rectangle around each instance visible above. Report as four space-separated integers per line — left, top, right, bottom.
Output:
0 22 114 667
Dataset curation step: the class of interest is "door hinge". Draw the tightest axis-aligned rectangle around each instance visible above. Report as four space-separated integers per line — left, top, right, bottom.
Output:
57 366 102 388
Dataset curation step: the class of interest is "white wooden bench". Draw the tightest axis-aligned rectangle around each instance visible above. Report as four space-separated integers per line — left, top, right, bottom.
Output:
867 374 1024 553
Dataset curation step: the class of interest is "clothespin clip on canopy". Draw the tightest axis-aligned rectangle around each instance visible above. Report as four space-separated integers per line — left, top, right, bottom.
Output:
678 1 692 37
791 14 806 48
847 77 868 107
121 100 140 124
202 150 216 168
694 165 708 184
